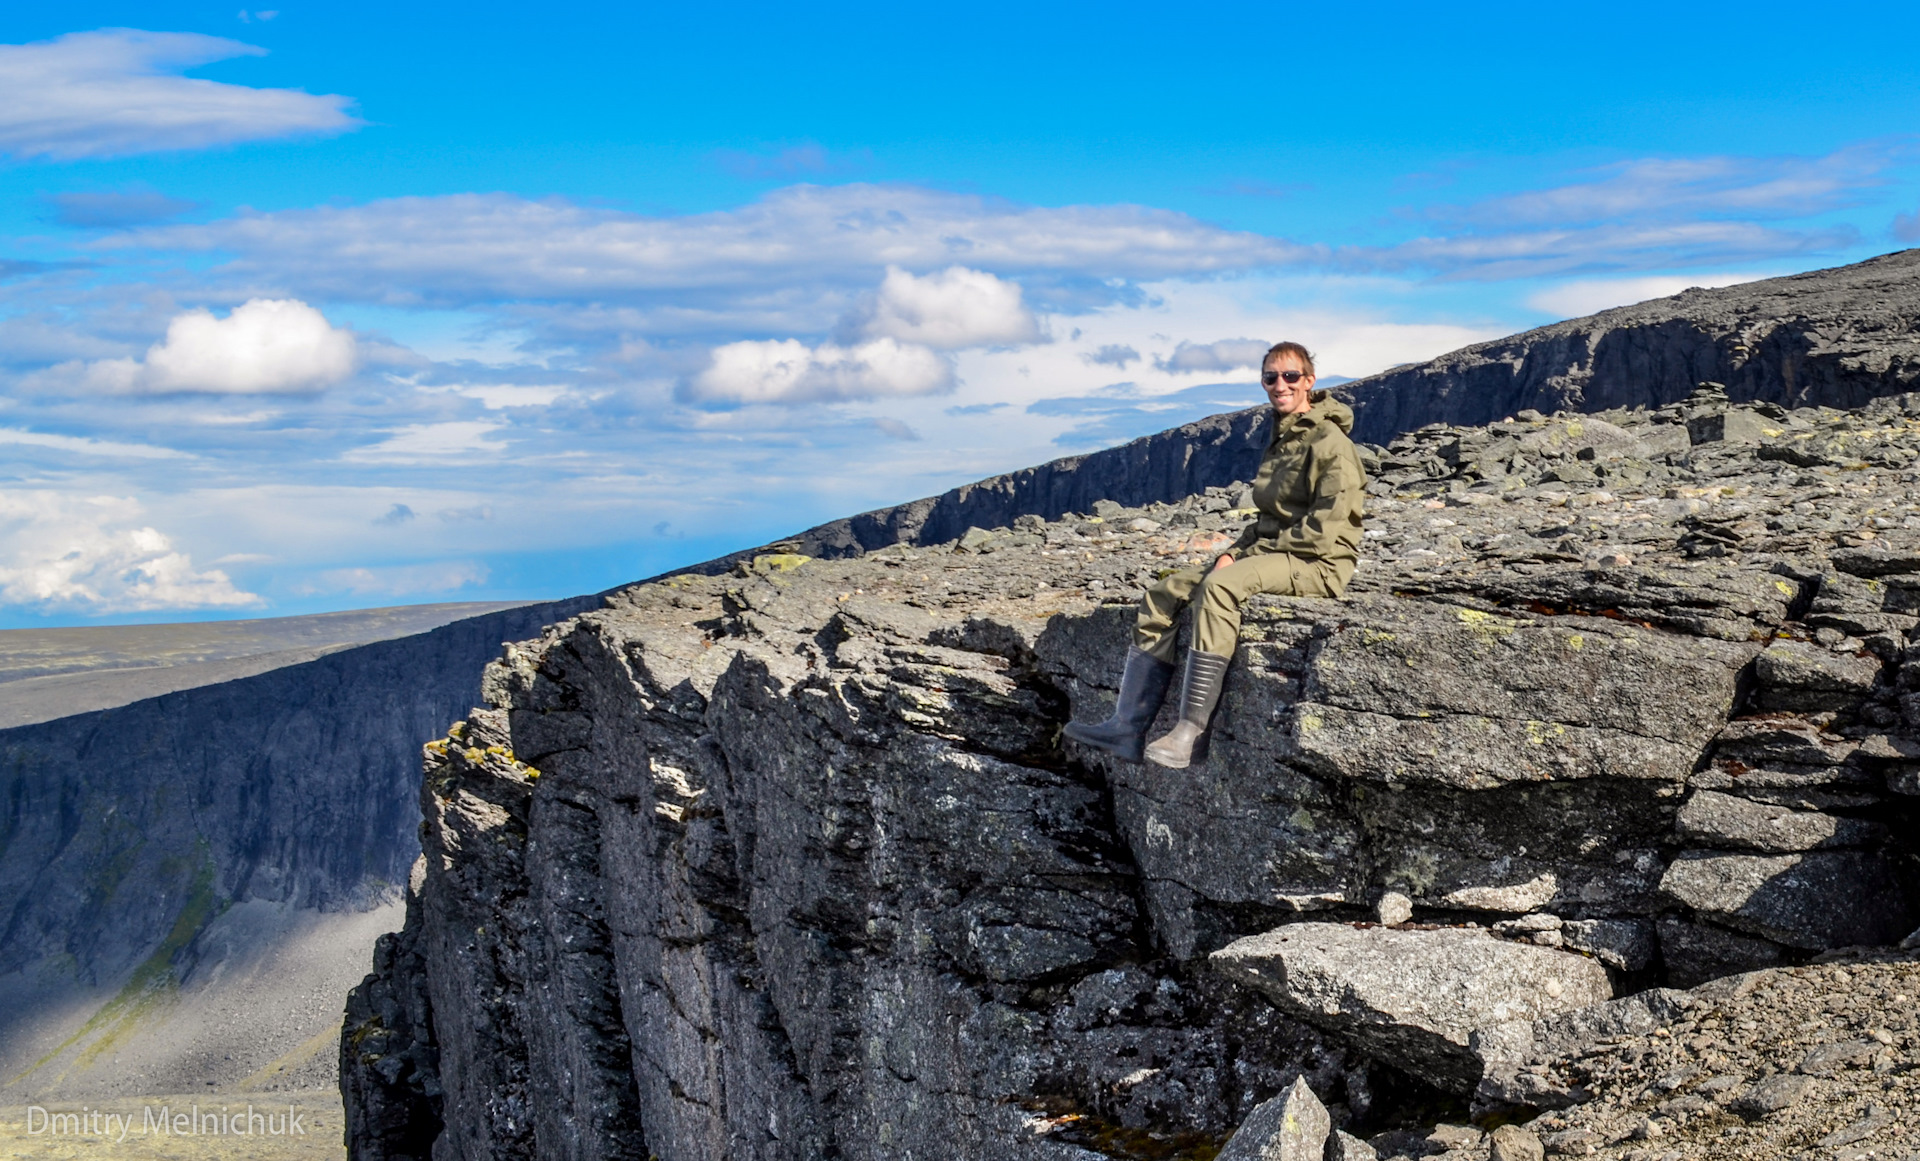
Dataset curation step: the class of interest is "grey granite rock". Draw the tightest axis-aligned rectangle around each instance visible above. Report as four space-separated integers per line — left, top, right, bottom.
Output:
1211 924 1612 1090
1674 789 1885 852
1559 919 1656 972
1487 1124 1545 1161
1752 639 1883 713
1658 850 1914 949
1217 1076 1330 1161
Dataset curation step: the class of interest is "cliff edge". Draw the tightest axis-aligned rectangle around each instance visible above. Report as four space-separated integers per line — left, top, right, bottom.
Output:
345 383 1920 1159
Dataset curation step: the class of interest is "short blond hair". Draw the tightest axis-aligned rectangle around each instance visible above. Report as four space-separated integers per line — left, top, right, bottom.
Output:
1263 341 1315 376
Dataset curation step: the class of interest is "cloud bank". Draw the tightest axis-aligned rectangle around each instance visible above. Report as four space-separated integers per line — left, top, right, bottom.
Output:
0 29 359 161
0 491 260 611
121 184 1307 310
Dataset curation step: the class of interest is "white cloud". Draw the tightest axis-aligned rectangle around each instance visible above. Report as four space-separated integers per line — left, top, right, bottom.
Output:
343 421 507 463
1154 338 1270 373
141 298 357 393
862 266 1042 349
0 427 190 459
0 29 358 161
1442 149 1891 228
309 560 488 596
57 298 358 395
120 184 1308 311
1355 220 1854 282
1525 272 1776 319
689 337 953 405
0 491 261 611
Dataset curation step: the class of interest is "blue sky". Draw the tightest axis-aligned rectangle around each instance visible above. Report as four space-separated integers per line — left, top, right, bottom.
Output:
1 2 1918 626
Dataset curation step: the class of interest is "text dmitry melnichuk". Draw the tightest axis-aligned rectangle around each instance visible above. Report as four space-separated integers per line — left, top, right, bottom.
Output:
24 1102 308 1142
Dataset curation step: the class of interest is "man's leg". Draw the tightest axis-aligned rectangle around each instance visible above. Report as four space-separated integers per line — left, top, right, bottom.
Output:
1146 554 1315 769
1062 567 1202 760
1134 566 1205 663
1190 553 1310 656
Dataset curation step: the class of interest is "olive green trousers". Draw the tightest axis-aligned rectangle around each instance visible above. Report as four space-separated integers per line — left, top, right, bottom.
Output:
1134 551 1339 662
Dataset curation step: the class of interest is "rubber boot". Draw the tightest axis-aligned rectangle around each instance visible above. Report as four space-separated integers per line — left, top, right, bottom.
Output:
1143 649 1231 769
1062 647 1175 762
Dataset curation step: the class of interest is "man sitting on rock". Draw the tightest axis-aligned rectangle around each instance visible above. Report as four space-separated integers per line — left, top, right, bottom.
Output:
1063 341 1367 768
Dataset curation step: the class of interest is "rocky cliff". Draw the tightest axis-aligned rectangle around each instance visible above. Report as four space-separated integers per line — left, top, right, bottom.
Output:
345 383 1920 1159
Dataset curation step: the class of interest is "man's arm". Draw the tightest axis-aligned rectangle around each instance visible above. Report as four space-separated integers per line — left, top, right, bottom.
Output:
1214 518 1262 570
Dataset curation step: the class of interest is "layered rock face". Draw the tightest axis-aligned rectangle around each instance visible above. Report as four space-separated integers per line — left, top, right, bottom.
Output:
348 387 1920 1159
1340 249 1920 442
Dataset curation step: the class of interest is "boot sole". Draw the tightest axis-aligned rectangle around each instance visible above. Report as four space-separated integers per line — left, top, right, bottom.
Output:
1062 725 1145 763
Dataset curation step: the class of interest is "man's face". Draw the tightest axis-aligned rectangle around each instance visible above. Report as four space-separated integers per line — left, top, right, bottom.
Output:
1263 354 1315 415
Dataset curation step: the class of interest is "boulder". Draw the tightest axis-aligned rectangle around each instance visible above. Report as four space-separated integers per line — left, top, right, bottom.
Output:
1733 1073 1818 1118
1217 1075 1330 1161
1658 850 1914 949
1211 923 1612 1090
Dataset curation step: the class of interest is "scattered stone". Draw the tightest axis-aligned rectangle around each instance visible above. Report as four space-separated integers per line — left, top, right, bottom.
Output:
1732 1073 1816 1118
1796 1039 1876 1077
1425 1123 1484 1151
1217 1075 1330 1161
1488 1125 1544 1161
1328 1129 1379 1161
1376 891 1414 926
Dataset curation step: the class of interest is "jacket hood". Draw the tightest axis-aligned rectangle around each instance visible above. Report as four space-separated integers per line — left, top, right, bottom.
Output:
1276 391 1355 437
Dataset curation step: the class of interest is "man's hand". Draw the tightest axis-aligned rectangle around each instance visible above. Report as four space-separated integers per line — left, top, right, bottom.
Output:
1213 554 1234 572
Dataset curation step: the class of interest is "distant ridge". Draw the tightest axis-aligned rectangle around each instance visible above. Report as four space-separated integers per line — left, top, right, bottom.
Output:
680 248 1920 572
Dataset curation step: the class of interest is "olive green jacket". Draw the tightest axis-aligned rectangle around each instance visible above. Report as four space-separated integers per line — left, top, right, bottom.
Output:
1226 392 1368 591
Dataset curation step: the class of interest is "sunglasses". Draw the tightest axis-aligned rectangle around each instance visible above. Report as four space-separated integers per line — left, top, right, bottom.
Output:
1262 370 1308 386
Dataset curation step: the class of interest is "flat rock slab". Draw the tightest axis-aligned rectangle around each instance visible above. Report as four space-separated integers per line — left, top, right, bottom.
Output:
1211 923 1612 1090
1658 850 1914 949
1674 789 1882 853
1292 601 1752 790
